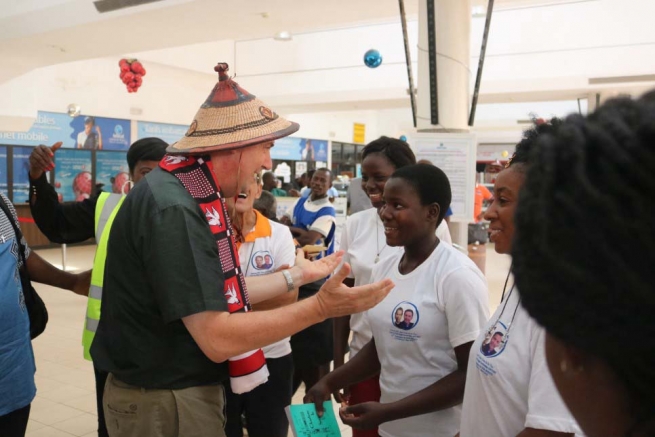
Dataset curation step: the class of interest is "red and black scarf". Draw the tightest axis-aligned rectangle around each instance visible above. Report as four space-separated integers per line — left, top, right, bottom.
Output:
160 154 269 393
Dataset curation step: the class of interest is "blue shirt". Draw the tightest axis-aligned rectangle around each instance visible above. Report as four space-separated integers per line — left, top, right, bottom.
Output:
291 196 336 259
0 194 36 415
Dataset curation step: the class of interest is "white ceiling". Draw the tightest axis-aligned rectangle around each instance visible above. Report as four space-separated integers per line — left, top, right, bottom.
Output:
0 0 593 84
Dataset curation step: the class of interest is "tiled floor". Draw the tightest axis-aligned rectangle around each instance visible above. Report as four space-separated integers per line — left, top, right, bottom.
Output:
26 243 510 437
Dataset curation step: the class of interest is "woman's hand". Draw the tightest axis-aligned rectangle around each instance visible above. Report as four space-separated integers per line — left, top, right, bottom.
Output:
294 249 343 284
340 401 388 430
303 379 333 417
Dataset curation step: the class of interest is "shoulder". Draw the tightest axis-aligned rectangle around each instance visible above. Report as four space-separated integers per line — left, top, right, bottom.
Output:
0 193 16 219
433 244 487 287
270 219 293 240
132 167 198 213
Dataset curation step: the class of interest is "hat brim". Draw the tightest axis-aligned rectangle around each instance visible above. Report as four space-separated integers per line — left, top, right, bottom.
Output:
167 123 299 155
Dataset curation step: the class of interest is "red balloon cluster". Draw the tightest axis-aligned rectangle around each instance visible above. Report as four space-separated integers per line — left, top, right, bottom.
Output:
118 59 146 93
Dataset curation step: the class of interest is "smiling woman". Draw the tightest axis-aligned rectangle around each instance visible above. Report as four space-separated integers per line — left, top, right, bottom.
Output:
306 164 489 437
459 118 580 437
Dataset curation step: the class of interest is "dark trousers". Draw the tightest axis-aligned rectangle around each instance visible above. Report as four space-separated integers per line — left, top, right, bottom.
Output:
224 354 294 437
291 281 333 396
94 366 110 437
0 404 30 437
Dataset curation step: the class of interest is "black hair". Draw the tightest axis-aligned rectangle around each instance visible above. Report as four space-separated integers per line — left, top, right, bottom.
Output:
314 168 332 178
361 136 416 170
254 190 277 221
492 332 504 338
389 164 451 224
512 95 655 430
126 137 168 173
404 309 414 315
507 117 563 172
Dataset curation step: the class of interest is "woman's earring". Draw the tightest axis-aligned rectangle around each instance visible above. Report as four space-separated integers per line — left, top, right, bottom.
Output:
560 360 568 373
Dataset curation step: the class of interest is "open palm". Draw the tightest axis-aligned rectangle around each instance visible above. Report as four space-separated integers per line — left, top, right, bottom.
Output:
295 250 343 284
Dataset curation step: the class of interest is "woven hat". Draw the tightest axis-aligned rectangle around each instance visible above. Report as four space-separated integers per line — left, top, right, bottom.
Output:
168 63 299 155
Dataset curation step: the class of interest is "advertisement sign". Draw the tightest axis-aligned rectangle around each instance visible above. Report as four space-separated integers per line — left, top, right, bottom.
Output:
54 149 93 202
137 121 187 146
272 137 329 162
0 146 7 197
0 111 131 150
96 151 130 194
12 147 32 203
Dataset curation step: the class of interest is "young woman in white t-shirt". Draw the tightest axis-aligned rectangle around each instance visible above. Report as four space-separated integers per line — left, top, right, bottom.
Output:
512 97 655 437
334 137 452 437
458 119 580 437
308 164 489 437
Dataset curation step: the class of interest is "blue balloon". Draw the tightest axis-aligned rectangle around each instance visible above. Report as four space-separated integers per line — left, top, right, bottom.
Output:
363 49 383 68
400 135 407 142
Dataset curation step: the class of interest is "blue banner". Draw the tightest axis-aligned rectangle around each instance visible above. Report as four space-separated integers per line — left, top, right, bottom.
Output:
271 137 329 162
137 121 187 146
12 147 32 203
96 151 130 194
0 111 131 150
0 146 7 198
54 149 93 202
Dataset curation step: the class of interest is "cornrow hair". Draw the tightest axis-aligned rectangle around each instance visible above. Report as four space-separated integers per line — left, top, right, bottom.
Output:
512 95 655 430
506 117 563 170
361 136 416 170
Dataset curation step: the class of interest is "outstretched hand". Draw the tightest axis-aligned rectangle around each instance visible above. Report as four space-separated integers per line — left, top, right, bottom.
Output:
314 264 394 319
294 249 343 284
29 142 62 180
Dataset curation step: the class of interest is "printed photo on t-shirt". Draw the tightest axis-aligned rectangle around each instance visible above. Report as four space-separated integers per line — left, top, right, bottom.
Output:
251 250 274 271
391 301 419 331
480 321 509 358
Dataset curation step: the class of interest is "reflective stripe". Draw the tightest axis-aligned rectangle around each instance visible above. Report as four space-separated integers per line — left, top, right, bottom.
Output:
95 193 123 241
89 284 102 300
86 317 99 333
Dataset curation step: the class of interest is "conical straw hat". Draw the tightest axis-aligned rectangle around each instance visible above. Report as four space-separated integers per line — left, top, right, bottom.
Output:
168 63 299 155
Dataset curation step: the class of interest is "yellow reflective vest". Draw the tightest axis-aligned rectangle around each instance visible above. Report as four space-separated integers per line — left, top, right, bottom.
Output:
82 192 125 361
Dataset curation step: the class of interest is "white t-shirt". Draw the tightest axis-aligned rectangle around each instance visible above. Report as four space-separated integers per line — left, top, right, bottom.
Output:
340 208 453 357
238 212 296 358
367 242 489 437
459 285 581 436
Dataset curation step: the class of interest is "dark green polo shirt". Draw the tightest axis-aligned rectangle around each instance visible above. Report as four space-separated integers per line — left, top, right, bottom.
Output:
91 167 228 389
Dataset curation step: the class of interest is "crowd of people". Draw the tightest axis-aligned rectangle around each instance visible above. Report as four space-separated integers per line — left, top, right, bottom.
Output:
1 62 653 437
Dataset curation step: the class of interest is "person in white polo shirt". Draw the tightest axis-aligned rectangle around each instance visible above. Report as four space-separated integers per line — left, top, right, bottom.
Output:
223 172 298 437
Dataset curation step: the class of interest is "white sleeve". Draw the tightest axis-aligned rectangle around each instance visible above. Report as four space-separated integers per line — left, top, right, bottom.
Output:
273 224 297 269
339 217 354 279
309 214 336 238
436 221 452 245
525 323 581 433
441 267 490 348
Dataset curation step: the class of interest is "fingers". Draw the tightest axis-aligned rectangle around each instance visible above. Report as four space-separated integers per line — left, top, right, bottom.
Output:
352 279 394 313
303 393 325 417
50 141 63 153
326 262 351 285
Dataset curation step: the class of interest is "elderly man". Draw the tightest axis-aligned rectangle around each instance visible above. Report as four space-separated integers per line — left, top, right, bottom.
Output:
90 63 393 437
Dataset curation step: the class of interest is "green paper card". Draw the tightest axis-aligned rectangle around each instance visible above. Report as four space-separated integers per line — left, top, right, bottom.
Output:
285 401 342 437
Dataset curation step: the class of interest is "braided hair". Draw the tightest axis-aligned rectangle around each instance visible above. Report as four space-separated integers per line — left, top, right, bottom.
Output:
512 95 655 430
